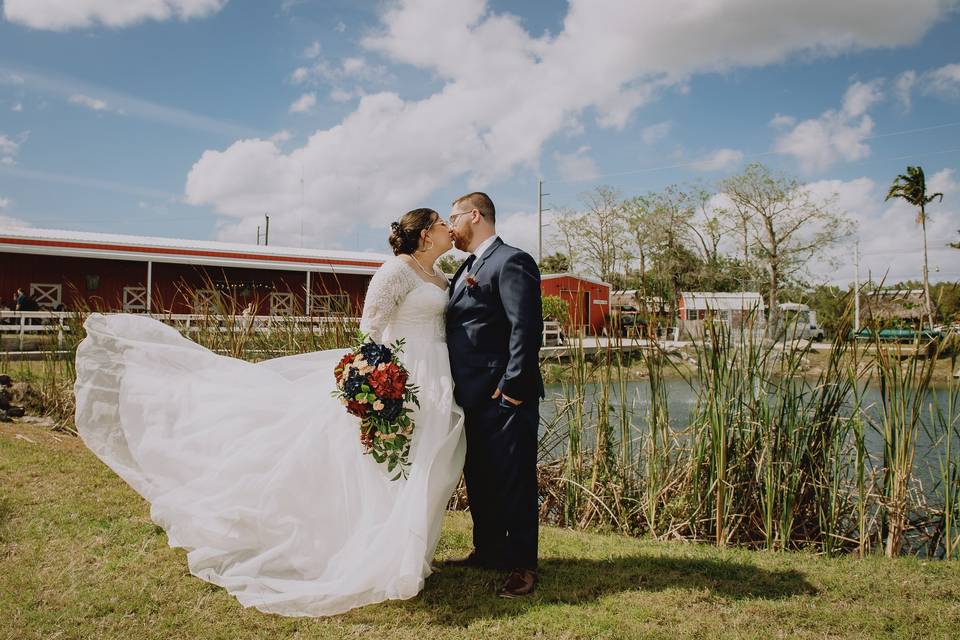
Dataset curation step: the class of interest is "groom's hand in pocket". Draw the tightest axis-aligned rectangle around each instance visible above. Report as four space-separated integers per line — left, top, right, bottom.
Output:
492 388 523 406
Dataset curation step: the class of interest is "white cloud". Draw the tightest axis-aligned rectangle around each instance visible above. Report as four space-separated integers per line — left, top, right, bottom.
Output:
689 148 744 172
0 196 31 228
303 40 322 59
889 63 960 113
69 93 110 111
290 67 310 84
494 210 554 259
330 88 355 102
11 102 23 112
554 147 599 182
335 20 346 33
187 0 949 245
270 129 293 143
894 70 917 111
922 62 960 99
288 92 316 113
293 56 392 87
841 79 883 118
641 120 671 145
0 131 27 165
769 113 796 128
0 136 18 158
805 171 960 285
3 0 228 31
774 80 882 173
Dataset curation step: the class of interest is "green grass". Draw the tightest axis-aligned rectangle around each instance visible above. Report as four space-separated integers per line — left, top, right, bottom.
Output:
2 423 960 640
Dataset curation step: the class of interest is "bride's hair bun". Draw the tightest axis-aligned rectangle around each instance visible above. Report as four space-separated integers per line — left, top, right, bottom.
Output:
388 208 439 256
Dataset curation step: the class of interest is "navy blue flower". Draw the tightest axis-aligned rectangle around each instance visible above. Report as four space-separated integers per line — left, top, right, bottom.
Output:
379 397 403 421
360 342 392 367
343 368 366 397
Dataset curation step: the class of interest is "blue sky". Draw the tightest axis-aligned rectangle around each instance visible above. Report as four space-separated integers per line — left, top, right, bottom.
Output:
0 0 959 285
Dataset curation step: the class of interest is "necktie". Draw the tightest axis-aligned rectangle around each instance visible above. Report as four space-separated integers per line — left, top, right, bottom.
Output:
457 254 476 290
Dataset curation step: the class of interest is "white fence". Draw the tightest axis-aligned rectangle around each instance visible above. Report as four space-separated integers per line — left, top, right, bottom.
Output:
3 312 569 352
0 311 361 350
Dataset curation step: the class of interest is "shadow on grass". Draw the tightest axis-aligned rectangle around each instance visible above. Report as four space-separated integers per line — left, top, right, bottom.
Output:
404 554 816 627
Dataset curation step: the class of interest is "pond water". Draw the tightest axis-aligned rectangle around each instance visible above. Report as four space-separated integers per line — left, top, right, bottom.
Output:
537 379 960 481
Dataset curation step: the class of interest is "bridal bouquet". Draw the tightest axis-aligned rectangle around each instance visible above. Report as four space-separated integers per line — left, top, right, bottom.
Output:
332 335 419 479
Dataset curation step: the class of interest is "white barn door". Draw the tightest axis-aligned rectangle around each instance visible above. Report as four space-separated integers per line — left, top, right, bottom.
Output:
29 283 62 309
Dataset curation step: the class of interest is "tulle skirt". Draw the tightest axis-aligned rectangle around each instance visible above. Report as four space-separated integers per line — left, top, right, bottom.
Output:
74 313 465 616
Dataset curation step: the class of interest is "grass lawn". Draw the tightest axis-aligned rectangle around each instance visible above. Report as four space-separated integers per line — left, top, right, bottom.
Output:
2 422 959 640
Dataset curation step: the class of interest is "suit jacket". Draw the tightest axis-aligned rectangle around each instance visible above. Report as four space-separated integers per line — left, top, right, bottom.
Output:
446 237 545 409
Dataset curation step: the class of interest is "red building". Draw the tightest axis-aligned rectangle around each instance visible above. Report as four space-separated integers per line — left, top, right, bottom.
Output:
540 273 610 335
0 228 389 316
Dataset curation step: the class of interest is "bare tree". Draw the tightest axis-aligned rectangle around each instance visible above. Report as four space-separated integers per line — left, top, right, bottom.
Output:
718 162 854 329
622 194 657 294
550 207 582 273
685 185 725 264
566 186 629 282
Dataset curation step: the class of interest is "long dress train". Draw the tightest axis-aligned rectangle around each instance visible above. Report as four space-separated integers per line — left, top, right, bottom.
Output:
73 256 465 616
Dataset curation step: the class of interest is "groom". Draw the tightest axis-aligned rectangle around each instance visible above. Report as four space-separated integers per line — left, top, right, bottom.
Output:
445 192 544 598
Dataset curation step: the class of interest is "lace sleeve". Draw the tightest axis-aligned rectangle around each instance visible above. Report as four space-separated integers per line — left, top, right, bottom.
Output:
359 257 418 342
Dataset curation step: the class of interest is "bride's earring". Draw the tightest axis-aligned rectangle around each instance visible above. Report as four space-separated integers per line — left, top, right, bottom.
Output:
420 238 434 252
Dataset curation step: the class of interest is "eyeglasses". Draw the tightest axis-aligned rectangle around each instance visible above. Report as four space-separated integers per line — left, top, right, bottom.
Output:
449 208 477 225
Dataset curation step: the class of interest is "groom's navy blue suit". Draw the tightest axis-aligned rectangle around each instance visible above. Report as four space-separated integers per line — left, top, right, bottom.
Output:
446 237 544 571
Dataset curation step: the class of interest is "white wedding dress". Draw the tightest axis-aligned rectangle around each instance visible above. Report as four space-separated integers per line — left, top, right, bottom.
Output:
73 256 466 617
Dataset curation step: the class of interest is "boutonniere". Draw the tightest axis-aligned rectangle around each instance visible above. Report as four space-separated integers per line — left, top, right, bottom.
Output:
464 273 479 288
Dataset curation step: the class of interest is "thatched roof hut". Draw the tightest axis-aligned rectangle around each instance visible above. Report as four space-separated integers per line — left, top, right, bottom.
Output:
862 288 926 323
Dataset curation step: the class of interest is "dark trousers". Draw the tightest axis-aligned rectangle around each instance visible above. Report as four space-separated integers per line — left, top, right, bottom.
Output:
463 395 539 571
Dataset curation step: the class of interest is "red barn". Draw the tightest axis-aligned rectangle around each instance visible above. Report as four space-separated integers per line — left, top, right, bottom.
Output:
540 273 610 335
0 227 389 316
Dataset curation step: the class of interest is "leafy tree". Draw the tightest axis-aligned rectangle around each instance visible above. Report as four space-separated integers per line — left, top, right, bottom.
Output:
885 165 944 329
539 253 570 274
437 254 464 275
542 295 570 324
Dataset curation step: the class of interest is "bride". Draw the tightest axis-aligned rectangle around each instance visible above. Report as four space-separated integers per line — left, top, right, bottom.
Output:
73 208 466 617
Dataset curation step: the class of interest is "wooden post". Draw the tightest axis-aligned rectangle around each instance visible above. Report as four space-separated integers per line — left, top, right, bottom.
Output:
146 261 153 314
305 271 312 316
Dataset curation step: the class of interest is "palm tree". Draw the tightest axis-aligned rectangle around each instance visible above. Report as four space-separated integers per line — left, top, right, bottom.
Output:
885 166 943 330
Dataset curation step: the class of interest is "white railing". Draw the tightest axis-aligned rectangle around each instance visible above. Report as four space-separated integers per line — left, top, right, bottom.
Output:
0 310 360 350
543 320 563 346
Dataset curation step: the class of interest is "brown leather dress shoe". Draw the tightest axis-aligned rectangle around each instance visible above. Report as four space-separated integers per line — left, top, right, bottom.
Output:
497 568 538 598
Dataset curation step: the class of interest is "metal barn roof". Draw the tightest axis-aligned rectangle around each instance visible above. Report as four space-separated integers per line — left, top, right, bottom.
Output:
680 291 766 311
0 226 390 275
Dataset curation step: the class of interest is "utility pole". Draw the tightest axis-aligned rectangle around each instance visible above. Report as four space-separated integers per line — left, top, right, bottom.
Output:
537 179 550 264
300 163 305 248
257 214 271 246
854 240 861 333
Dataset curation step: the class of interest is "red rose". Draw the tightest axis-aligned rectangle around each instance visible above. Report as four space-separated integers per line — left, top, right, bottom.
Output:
346 399 369 418
334 352 355 382
465 273 478 287
368 362 408 400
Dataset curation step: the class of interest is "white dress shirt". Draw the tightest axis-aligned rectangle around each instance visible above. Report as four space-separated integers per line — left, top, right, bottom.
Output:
455 235 499 291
